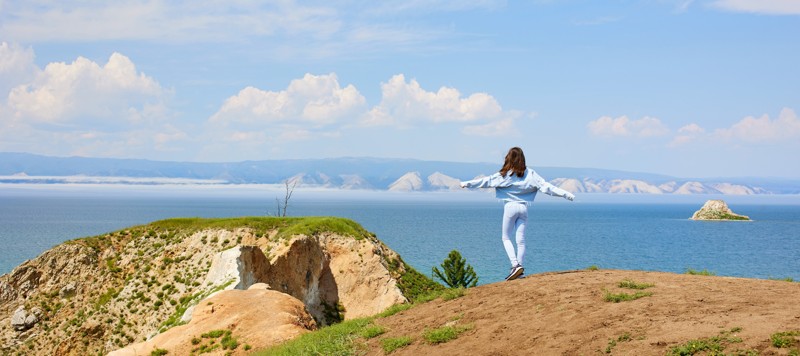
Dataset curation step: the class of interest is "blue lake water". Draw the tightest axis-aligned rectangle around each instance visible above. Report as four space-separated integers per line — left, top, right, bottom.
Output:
1 186 799 284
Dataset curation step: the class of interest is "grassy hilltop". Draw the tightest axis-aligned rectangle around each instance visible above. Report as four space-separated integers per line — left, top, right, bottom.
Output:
0 216 441 355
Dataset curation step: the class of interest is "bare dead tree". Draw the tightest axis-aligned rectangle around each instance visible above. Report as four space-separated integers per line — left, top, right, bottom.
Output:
274 179 298 217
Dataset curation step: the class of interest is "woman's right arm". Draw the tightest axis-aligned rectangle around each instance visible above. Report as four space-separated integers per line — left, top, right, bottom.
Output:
461 173 503 189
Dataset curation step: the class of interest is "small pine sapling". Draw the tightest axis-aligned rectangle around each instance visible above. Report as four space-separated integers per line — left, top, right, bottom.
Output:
432 250 478 288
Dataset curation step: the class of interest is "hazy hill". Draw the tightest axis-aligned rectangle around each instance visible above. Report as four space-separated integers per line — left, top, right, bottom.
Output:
2 152 798 194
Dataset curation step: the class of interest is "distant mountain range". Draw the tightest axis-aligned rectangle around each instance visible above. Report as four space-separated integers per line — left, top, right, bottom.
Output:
1 152 798 194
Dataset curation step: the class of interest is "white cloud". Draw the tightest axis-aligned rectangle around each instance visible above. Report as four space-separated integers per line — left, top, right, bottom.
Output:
210 73 366 127
0 2 468 60
224 131 268 143
0 1 342 43
362 74 503 126
711 0 800 15
668 109 800 147
0 42 37 97
669 123 706 146
714 108 800 142
6 52 169 128
278 129 313 141
678 123 705 134
363 0 503 15
462 118 516 137
153 124 189 150
674 0 695 13
587 115 670 138
0 48 178 158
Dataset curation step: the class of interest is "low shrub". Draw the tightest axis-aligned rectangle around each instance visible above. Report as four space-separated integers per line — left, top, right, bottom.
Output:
686 268 716 276
422 324 473 345
603 290 653 303
381 336 413 354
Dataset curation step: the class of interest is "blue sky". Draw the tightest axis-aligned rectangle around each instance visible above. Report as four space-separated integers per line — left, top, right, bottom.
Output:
0 0 798 178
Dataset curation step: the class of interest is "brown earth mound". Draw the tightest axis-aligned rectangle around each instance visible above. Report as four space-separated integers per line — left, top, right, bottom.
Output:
363 270 800 355
110 284 315 356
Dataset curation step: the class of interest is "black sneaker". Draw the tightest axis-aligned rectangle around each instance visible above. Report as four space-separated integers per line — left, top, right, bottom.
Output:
505 265 524 281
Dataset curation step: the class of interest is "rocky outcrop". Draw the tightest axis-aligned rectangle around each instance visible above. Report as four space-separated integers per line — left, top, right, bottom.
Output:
110 284 316 356
0 217 427 355
11 306 40 331
690 200 751 221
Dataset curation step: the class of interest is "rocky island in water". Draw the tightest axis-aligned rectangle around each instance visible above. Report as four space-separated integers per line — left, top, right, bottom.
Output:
690 200 751 221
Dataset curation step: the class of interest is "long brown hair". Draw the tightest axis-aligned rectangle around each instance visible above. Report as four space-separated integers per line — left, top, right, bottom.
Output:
500 147 526 178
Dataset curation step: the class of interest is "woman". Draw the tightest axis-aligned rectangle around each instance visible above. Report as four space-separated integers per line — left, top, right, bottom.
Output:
461 147 575 281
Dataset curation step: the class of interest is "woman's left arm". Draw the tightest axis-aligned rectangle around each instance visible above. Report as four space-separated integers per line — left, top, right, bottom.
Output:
530 170 575 201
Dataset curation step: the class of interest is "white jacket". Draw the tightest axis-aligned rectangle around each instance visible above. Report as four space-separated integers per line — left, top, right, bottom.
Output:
461 168 575 203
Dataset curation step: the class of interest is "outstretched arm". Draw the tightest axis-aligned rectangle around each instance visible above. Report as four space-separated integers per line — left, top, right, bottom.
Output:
539 181 575 201
530 170 575 201
461 173 504 189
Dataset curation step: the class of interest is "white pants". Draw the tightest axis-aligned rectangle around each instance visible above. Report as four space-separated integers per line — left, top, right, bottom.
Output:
502 202 528 267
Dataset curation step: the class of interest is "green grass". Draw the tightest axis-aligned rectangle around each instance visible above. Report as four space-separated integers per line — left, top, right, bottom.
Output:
605 332 633 354
159 279 235 333
377 303 414 318
381 336 413 353
258 317 373 355
696 211 750 221
422 324 474 344
771 330 800 348
360 324 386 339
667 327 750 356
200 330 225 339
94 288 119 310
768 277 796 282
602 290 653 303
71 217 375 253
586 265 600 271
392 259 446 303
189 329 239 353
258 282 465 354
618 279 655 290
441 287 466 301
148 216 374 241
686 268 716 276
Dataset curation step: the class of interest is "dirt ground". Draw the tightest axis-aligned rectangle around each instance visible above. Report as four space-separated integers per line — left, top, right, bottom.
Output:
363 269 800 355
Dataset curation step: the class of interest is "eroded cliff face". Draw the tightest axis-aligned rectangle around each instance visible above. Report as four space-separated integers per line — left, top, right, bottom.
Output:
0 217 415 355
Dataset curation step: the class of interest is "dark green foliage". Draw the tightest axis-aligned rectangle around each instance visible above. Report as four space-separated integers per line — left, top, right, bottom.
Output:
432 250 478 288
396 262 445 303
322 301 346 325
150 349 168 356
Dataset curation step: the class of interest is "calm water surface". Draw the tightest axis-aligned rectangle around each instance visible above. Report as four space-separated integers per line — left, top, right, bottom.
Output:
1 187 799 284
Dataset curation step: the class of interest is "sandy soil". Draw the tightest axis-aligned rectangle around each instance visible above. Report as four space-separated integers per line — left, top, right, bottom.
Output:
364 270 800 355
